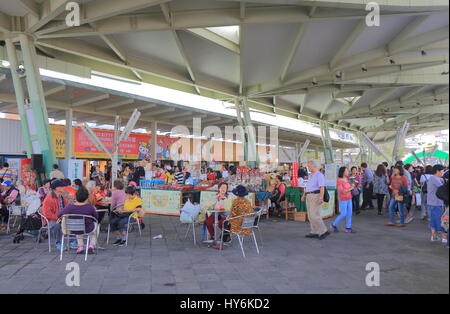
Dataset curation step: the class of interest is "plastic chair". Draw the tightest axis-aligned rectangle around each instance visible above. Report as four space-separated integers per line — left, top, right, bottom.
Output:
106 213 141 246
60 214 99 261
220 212 260 258
36 209 52 252
253 207 265 248
125 214 142 246
95 209 109 250
182 220 203 245
180 206 202 245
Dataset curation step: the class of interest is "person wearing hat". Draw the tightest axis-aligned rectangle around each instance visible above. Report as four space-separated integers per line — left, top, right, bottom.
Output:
0 180 21 232
42 179 71 249
212 185 254 250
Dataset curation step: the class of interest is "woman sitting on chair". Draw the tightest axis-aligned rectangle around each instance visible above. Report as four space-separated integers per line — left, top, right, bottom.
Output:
204 182 230 240
109 186 145 246
212 185 254 250
57 186 99 255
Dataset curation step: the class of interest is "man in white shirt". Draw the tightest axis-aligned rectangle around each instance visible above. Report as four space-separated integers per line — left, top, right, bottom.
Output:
49 164 65 180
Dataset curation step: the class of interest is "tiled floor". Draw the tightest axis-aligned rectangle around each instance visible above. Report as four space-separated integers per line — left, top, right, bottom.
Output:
0 210 448 294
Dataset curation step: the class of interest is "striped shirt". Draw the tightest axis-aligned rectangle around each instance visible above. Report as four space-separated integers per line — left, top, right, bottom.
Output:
0 168 14 182
174 172 185 184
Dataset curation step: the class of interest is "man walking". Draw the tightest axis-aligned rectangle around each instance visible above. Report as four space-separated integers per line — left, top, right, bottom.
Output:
360 162 374 210
301 160 330 240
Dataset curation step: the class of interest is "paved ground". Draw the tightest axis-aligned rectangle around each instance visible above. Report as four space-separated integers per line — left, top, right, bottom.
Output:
0 210 448 294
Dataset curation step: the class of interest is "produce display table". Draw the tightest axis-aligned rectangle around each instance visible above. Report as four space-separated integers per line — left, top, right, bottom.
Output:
284 187 336 221
141 186 200 216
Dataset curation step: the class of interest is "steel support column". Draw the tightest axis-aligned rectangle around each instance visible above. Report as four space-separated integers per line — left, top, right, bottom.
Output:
319 120 334 164
151 121 157 162
5 38 33 158
17 33 57 175
65 109 73 159
112 116 121 183
235 98 257 164
357 132 368 164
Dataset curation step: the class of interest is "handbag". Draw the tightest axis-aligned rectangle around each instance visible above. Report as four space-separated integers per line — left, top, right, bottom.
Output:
111 210 132 219
323 187 330 203
394 194 404 202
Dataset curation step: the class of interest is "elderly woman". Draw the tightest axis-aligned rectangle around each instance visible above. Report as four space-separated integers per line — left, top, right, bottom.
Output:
58 186 99 255
41 179 74 249
212 185 254 250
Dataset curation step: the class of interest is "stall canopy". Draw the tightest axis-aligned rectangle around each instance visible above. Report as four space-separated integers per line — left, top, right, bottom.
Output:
403 150 449 165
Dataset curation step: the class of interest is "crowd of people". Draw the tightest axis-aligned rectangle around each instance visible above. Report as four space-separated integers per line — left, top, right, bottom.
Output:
297 160 448 248
1 157 448 252
0 162 148 253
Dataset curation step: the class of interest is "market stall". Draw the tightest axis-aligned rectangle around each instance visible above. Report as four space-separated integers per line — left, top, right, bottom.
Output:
284 187 337 221
140 182 201 216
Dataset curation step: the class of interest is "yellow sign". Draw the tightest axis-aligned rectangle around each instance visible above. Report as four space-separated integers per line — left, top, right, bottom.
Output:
50 125 66 158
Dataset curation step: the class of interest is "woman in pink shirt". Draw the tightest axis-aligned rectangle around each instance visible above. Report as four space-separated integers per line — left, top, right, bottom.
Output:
111 180 127 210
331 167 356 233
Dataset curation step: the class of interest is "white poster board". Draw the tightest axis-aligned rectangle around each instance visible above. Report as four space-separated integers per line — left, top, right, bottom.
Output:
68 159 84 182
325 164 339 188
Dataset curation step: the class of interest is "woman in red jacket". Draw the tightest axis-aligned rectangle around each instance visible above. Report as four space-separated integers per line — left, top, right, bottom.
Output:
42 180 70 249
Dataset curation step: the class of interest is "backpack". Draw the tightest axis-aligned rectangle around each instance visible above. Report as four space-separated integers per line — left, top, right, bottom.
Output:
323 187 330 203
436 181 449 206
421 175 429 194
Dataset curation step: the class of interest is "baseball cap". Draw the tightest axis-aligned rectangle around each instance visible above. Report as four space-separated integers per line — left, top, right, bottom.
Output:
128 181 137 188
1 180 11 187
51 179 66 189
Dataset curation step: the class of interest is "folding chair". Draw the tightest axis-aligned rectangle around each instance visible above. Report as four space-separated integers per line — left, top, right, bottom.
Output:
60 214 99 262
180 206 202 245
220 212 260 258
36 209 52 252
125 214 142 246
96 209 109 249
182 220 203 245
106 213 141 246
253 207 265 248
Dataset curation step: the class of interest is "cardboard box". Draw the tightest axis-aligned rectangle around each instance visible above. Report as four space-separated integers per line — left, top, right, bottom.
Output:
288 211 308 222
